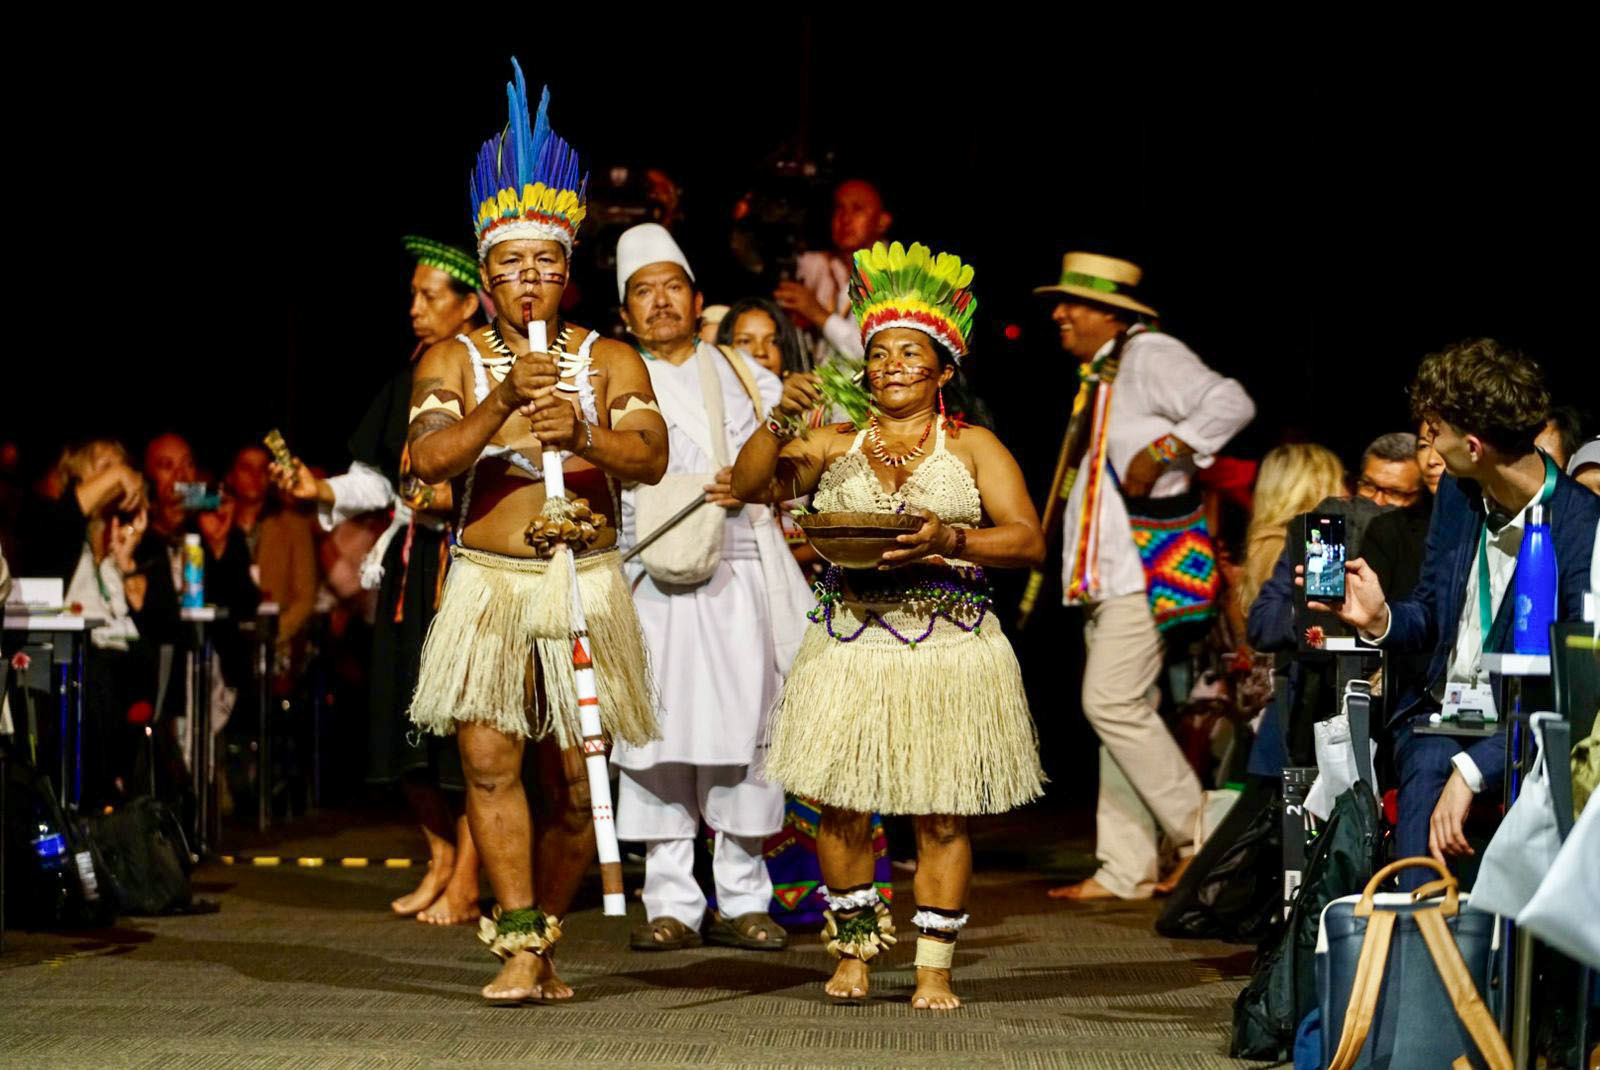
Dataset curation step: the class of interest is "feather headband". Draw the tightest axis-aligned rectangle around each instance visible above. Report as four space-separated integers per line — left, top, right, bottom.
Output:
848 241 977 361
469 59 588 260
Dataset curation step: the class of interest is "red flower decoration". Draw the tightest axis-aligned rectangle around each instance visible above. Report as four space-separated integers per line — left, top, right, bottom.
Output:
1304 625 1326 649
9 651 30 671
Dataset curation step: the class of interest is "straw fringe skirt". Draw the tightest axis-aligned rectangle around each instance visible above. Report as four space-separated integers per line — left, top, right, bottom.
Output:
763 600 1044 816
408 546 658 749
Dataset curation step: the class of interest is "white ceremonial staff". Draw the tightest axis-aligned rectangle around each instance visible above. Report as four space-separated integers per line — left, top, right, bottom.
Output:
526 307 627 917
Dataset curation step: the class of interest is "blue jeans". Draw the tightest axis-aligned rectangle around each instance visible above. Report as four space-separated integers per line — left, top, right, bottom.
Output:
1390 719 1466 891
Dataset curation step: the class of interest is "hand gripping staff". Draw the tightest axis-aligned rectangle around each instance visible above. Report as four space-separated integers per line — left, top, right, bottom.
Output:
526 304 627 916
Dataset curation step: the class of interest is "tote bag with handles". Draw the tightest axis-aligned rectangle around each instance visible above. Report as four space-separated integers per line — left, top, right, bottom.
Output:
1316 856 1510 1070
634 346 762 586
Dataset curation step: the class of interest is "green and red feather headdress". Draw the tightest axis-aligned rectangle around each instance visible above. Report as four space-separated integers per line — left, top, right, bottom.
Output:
848 241 977 361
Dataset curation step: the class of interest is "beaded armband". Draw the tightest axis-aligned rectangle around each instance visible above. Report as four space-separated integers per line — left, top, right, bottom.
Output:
765 415 798 442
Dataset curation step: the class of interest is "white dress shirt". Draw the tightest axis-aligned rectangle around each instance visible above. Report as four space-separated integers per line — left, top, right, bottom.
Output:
1059 328 1256 603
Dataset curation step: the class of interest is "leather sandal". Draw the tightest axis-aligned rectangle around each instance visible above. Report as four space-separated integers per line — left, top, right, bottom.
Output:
629 915 703 951
705 910 788 950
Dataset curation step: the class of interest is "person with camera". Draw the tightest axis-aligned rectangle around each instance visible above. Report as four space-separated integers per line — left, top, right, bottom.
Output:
775 178 893 365
1305 340 1600 888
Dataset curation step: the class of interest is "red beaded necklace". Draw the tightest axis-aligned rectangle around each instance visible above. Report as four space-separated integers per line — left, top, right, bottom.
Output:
868 413 935 469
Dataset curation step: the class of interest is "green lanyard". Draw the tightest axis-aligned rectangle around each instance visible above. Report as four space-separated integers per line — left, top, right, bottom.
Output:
1475 452 1559 640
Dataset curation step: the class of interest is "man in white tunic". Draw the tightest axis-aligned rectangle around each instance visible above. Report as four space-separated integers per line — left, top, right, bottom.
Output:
1038 252 1255 901
612 224 815 951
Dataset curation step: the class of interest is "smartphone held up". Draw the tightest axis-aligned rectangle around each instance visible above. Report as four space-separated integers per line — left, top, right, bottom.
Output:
1302 512 1347 605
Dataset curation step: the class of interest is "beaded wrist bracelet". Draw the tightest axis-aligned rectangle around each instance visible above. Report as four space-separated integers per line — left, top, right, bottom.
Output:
950 528 967 560
765 416 797 441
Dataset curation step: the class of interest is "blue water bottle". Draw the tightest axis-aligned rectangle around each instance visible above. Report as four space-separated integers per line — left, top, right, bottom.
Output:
1512 502 1556 655
181 533 206 609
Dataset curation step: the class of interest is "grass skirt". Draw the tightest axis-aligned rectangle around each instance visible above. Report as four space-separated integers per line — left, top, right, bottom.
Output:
763 588 1044 816
408 546 658 748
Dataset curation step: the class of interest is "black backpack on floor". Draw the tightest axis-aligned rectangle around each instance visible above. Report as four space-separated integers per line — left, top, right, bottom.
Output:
1156 775 1283 944
1230 779 1383 1061
3 755 116 929
81 796 208 916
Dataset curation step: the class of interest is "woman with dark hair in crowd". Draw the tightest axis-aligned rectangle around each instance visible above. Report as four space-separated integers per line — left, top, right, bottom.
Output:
718 296 812 379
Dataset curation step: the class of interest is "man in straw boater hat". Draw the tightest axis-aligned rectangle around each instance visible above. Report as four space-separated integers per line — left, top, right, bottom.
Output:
405 59 668 1003
271 235 488 926
1035 252 1255 901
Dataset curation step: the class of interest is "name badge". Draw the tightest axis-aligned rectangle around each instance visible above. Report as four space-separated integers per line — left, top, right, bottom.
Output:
1437 682 1498 728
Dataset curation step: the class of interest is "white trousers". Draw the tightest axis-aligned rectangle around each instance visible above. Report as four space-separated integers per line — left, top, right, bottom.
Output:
1081 593 1203 898
617 762 784 929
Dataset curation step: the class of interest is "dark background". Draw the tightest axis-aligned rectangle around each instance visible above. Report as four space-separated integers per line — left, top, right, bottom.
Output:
10 27 1593 789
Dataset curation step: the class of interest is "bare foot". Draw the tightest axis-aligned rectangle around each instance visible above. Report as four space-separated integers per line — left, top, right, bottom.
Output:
418 861 480 925
911 966 961 1010
824 957 869 1001
481 950 541 1002
534 952 574 1000
1153 854 1194 896
417 892 479 926
391 853 453 916
1047 876 1119 901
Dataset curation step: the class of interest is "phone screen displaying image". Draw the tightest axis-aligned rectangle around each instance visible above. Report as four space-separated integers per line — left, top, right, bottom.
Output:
1304 513 1347 602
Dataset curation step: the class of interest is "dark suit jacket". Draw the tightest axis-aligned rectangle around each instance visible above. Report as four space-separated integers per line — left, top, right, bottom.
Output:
1383 464 1600 789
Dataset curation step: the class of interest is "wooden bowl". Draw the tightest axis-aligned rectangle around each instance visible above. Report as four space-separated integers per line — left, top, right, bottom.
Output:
794 511 924 569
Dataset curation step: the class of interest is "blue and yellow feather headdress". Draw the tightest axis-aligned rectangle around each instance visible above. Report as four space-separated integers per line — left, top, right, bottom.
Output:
470 58 587 260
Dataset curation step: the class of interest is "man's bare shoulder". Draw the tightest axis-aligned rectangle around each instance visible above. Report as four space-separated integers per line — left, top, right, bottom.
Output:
414 334 474 379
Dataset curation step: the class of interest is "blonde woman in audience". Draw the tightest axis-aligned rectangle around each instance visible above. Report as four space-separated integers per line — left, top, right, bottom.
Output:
1237 443 1347 617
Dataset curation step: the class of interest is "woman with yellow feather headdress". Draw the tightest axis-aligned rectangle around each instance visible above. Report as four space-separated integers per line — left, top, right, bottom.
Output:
731 241 1046 1010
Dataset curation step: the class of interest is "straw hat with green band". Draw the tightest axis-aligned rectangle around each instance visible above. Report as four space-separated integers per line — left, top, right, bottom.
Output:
1033 251 1158 318
403 235 480 290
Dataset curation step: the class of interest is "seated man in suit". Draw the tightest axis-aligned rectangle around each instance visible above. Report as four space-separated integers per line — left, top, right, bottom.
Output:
1306 339 1600 888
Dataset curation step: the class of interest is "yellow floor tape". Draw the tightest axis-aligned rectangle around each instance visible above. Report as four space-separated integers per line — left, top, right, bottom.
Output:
218 856 414 868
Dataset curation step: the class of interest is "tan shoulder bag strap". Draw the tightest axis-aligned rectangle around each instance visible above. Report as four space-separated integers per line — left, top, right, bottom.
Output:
716 344 766 420
1327 909 1396 1070
1414 908 1513 1070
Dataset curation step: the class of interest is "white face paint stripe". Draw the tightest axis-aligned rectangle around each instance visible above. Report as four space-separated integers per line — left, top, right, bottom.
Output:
408 395 464 423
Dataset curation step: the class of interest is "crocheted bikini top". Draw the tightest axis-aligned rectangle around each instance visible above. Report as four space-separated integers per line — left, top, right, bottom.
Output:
813 415 982 529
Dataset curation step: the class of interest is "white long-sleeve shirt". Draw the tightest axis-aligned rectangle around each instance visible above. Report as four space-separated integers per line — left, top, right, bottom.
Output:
1060 328 1256 603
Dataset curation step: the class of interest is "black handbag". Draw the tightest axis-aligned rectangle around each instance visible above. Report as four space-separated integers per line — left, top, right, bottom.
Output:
1317 857 1509 1070
81 796 206 916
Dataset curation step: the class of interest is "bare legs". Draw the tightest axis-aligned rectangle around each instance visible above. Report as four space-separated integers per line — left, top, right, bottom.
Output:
817 807 875 998
391 778 473 917
417 815 481 925
459 722 593 1001
910 815 969 1010
816 807 970 1008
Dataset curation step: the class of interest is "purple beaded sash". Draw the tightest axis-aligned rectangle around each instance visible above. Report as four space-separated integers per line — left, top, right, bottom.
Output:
807 563 993 647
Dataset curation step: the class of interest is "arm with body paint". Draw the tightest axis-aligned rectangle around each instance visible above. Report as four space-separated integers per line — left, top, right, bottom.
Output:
407 337 557 483
586 337 669 486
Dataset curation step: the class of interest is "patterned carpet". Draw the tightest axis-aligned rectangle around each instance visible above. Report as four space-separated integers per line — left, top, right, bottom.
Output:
0 811 1267 1068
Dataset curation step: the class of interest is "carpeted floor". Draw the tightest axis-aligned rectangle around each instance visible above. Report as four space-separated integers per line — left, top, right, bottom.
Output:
0 811 1266 1068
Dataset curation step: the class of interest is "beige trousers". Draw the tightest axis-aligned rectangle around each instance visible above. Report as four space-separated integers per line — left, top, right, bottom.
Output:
1081 592 1203 898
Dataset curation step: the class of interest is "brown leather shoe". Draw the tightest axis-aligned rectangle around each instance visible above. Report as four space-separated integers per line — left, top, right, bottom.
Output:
629 915 703 951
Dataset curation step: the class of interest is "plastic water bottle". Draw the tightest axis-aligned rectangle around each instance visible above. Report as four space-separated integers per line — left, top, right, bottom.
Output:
181 533 206 609
1512 502 1556 655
